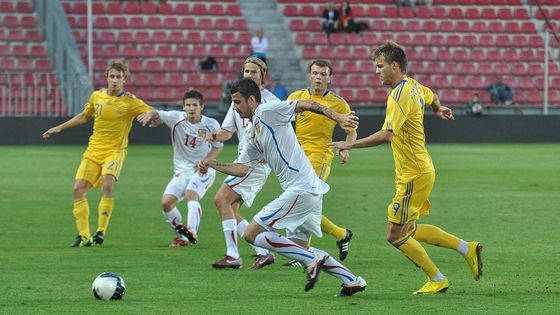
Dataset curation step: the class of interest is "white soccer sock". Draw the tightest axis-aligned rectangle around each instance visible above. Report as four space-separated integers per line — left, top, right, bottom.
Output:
457 240 469 257
187 200 202 234
222 219 240 259
163 208 187 240
432 272 446 282
253 232 315 265
309 247 357 285
238 219 270 256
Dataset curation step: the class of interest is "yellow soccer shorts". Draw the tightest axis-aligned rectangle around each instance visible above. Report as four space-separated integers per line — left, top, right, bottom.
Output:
307 151 333 181
387 172 435 225
75 149 127 188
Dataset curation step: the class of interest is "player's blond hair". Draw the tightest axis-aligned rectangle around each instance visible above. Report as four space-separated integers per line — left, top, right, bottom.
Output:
244 56 267 82
105 59 130 79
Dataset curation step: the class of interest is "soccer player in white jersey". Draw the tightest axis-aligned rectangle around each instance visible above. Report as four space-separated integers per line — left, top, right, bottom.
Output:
198 78 366 295
209 57 279 269
137 90 223 247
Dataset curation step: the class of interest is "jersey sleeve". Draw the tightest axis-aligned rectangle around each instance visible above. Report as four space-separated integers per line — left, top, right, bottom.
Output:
221 104 237 132
421 85 435 107
260 100 297 126
156 110 183 128
83 91 97 117
209 119 224 149
382 97 407 135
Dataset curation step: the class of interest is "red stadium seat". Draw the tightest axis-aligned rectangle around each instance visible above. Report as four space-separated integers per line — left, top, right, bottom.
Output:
494 63 509 75
290 20 305 31
191 4 207 15
284 5 298 16
399 7 414 18
329 33 345 45
347 33 362 45
163 17 180 29
439 21 454 33
502 50 518 62
497 8 513 19
0 1 14 12
226 4 241 16
145 60 161 72
204 33 220 44
215 18 230 30
389 20 406 32
521 22 536 33
527 35 544 47
446 35 461 47
526 90 543 104
432 7 446 19
181 18 196 29
362 33 377 45
12 45 27 56
151 74 167 86
480 8 496 19
467 77 485 89
496 35 512 48
396 34 412 46
208 4 226 15
141 1 157 14
479 35 493 47
382 6 398 18
438 49 454 62
167 31 183 43
372 20 389 32
455 21 470 33
306 20 322 31
106 1 122 14
367 6 382 18
158 46 173 58
461 63 477 76
221 32 237 44
513 8 529 19
353 47 369 60
123 1 140 14
187 32 203 44
147 17 163 29
448 8 463 19
300 5 316 17
422 21 437 32
414 34 429 46
464 8 480 19
231 18 247 30
470 49 485 62
511 64 526 75
312 33 329 45
415 6 431 18
173 3 188 15
488 21 504 33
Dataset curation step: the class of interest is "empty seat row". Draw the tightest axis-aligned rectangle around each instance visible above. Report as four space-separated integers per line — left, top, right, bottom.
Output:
81 44 252 60
0 44 47 57
67 16 247 31
0 15 37 28
126 73 236 88
0 29 43 42
90 58 244 74
63 1 241 16
125 86 223 103
0 1 33 13
0 73 57 86
0 58 51 71
72 30 251 46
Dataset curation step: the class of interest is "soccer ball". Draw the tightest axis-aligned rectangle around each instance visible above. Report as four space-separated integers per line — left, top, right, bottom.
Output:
92 272 126 300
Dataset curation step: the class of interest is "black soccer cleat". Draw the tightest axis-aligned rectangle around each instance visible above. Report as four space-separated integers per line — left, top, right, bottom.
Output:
175 224 198 244
93 231 105 246
336 229 353 261
69 235 92 247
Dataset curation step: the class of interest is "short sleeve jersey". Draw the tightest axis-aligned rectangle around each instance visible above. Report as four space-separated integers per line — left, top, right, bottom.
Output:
221 88 279 159
238 100 330 195
157 110 223 174
83 89 153 153
382 76 435 179
289 88 355 157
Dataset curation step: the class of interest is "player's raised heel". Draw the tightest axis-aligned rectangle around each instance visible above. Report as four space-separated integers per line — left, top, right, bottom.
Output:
93 231 104 246
251 253 275 269
336 229 353 261
305 255 328 292
465 241 483 281
175 224 198 244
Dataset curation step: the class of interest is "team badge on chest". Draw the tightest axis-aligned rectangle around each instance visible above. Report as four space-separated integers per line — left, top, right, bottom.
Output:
197 129 207 138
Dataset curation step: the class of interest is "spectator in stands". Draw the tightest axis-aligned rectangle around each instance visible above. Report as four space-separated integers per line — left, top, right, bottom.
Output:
339 1 356 33
251 27 269 64
322 2 339 36
270 74 289 100
485 76 513 106
466 92 484 116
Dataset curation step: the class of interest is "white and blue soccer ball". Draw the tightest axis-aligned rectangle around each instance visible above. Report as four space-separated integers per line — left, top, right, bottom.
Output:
92 272 126 300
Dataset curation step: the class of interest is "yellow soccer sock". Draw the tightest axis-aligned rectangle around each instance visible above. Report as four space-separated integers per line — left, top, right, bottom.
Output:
413 224 461 250
97 197 114 234
73 198 90 238
394 236 440 280
320 215 346 240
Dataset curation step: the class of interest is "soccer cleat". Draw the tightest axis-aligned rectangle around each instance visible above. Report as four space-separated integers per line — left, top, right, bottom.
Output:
413 278 449 295
250 253 276 269
305 255 328 292
93 231 104 246
212 255 243 269
169 237 189 248
69 235 93 247
337 276 367 297
175 224 198 244
336 229 353 261
465 241 483 281
282 259 304 268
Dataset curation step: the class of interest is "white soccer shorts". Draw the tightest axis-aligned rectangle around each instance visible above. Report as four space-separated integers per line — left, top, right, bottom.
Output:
163 169 216 201
224 164 270 207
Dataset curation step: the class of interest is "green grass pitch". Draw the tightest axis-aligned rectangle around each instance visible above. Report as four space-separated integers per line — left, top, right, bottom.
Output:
0 144 558 314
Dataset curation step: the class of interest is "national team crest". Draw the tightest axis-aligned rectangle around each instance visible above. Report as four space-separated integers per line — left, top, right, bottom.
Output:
197 129 207 138
254 122 260 134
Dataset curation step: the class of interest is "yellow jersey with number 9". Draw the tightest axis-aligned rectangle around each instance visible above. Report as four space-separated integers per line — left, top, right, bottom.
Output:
83 89 153 154
382 76 435 180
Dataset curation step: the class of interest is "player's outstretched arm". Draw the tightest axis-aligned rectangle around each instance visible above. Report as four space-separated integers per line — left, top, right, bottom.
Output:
296 100 359 130
330 129 392 151
430 93 455 121
197 159 249 177
42 112 91 138
207 129 234 142
136 110 160 127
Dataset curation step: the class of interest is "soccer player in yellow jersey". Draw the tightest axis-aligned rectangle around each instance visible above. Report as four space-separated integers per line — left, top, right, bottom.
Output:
330 41 483 294
286 60 356 264
42 59 154 247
